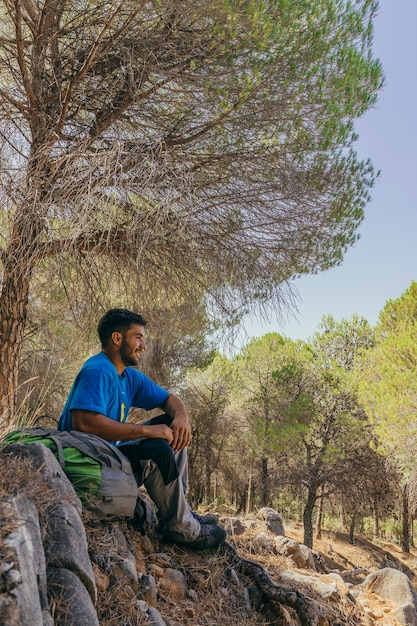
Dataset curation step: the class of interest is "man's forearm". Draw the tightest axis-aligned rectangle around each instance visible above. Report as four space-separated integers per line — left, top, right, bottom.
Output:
71 410 173 443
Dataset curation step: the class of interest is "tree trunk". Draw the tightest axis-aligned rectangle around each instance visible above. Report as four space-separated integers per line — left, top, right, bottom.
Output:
246 467 252 515
372 502 379 539
349 515 356 545
315 485 324 540
303 486 317 549
340 499 347 533
0 210 39 428
402 482 410 554
260 457 269 508
204 453 211 503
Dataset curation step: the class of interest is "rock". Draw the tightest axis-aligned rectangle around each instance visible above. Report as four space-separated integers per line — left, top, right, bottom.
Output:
256 507 285 536
159 568 188 600
147 605 168 625
47 567 100 626
3 443 82 513
311 549 329 573
138 573 158 605
361 567 417 626
251 533 276 554
299 544 317 569
186 589 199 602
150 552 172 567
0 496 47 626
279 570 340 601
221 517 246 535
44 500 97 602
275 536 305 567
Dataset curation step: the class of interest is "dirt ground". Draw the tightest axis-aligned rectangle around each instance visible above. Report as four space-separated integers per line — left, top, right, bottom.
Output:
286 520 417 579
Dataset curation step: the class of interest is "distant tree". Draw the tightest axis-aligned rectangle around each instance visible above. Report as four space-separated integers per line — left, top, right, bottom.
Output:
184 353 235 503
332 443 400 544
233 333 293 508
280 317 375 548
0 0 383 426
357 281 417 551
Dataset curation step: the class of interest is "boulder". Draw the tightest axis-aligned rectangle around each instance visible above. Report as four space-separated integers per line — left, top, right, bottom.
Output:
0 496 47 626
256 507 285 536
361 568 417 626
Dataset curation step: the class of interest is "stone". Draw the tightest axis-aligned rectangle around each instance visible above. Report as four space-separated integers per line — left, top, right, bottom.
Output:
47 567 99 626
279 570 340 601
361 568 417 626
275 536 305 567
257 507 285 536
186 589 199 602
4 443 82 513
150 552 172 567
138 573 158 605
159 568 188 600
149 563 165 579
251 532 275 554
147 606 168 626
0 496 47 626
221 517 246 535
44 500 97 603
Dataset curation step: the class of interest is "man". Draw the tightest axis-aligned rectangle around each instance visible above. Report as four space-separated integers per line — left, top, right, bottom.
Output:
58 308 226 550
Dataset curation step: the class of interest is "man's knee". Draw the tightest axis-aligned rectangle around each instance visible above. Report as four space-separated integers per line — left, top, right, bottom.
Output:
139 439 178 485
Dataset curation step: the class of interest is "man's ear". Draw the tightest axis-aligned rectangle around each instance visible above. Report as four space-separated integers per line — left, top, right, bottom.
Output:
111 331 122 346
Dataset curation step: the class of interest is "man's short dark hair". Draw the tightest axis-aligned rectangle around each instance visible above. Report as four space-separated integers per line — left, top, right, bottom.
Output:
98 309 147 348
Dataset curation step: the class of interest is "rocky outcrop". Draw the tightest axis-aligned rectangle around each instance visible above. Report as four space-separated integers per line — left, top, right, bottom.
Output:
1 443 98 626
2 443 417 626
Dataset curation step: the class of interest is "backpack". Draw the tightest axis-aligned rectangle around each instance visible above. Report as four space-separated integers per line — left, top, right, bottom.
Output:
2 428 140 521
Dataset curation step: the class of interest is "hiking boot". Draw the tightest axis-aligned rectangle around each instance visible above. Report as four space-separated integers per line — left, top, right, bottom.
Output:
163 523 226 550
156 511 219 534
192 511 219 525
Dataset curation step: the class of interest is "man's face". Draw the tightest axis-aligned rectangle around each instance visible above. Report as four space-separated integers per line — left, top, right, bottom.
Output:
119 323 147 367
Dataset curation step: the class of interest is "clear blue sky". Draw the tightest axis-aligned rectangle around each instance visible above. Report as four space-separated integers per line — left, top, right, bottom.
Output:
242 0 417 344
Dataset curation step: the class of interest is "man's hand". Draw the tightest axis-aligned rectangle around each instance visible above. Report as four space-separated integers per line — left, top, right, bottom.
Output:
170 413 191 451
141 423 174 444
163 394 191 451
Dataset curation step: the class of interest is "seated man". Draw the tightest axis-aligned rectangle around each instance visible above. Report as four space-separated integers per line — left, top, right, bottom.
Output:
58 308 225 550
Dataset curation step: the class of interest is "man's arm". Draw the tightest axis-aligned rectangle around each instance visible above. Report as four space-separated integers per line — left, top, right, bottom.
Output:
72 410 174 444
161 393 191 451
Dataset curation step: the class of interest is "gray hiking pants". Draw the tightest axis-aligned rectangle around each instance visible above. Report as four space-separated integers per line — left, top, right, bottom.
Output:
118 415 200 542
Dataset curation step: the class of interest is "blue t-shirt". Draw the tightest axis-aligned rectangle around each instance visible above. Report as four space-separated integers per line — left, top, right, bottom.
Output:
58 352 169 434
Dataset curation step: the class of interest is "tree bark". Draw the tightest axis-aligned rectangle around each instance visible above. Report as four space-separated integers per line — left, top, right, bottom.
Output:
221 542 314 626
0 209 40 428
204 446 211 503
303 485 317 549
349 515 356 545
261 456 269 508
246 467 252 515
372 502 379 539
402 482 410 554
315 485 324 540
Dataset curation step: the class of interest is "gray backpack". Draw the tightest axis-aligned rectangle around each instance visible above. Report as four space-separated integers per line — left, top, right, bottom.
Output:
3 428 140 520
